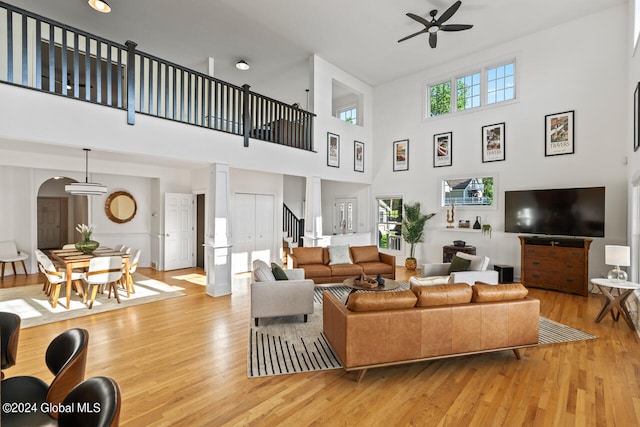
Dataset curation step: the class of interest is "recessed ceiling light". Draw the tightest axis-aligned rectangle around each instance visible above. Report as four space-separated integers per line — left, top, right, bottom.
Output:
235 60 250 71
88 0 111 13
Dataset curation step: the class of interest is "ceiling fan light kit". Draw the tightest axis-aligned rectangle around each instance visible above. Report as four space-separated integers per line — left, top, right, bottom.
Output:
88 0 111 13
398 1 473 49
65 148 107 196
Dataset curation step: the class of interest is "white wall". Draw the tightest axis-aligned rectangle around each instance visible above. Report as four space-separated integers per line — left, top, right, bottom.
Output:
372 5 628 281
321 180 370 235
311 55 374 183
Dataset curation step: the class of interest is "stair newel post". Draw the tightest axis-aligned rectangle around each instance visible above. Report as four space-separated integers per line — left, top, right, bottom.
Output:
125 40 137 125
242 84 251 147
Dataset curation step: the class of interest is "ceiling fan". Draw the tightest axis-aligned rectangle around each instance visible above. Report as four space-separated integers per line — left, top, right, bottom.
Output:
398 1 473 48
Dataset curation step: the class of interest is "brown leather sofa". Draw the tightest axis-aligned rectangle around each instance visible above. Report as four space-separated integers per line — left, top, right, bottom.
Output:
288 245 395 284
323 283 540 381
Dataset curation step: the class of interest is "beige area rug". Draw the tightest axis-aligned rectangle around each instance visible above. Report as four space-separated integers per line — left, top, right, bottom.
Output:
248 286 599 378
0 273 185 328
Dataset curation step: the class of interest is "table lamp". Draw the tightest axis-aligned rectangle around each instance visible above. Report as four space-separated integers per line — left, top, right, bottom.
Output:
605 245 630 282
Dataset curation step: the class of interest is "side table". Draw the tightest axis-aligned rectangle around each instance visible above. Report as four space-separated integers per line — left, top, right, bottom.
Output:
494 265 514 283
590 278 640 331
442 245 476 263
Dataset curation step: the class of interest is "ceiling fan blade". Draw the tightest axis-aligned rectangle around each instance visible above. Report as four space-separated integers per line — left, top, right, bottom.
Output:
429 32 437 48
440 24 473 32
437 1 462 25
398 28 429 43
406 12 433 28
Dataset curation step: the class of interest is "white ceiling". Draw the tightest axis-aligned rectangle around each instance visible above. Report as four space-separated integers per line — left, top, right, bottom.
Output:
3 0 628 169
11 0 626 88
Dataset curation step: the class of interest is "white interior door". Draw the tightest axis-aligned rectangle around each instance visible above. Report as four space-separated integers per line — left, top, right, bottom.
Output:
232 193 275 273
253 194 274 265
164 193 194 271
233 194 256 273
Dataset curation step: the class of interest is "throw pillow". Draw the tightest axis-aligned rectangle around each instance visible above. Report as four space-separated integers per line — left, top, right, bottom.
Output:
271 263 288 280
455 252 489 271
253 259 276 282
448 255 471 274
409 276 451 286
328 245 353 265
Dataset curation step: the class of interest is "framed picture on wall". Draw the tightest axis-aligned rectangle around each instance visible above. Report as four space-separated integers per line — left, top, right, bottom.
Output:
393 139 409 171
545 110 574 156
327 132 340 167
481 122 506 163
433 132 452 167
354 141 364 172
635 83 640 152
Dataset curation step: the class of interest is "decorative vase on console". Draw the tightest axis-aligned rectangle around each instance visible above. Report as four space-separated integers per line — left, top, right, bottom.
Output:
75 224 99 254
473 216 481 230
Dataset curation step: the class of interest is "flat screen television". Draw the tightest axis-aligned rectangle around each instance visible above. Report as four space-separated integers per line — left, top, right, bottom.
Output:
504 187 605 237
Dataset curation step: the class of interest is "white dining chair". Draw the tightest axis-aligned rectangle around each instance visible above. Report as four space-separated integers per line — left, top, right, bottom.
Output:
62 244 77 250
113 244 125 252
35 250 84 308
122 248 141 296
0 240 29 278
121 246 132 254
83 256 123 309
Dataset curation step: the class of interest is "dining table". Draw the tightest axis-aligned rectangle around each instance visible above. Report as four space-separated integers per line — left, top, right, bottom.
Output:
50 247 131 309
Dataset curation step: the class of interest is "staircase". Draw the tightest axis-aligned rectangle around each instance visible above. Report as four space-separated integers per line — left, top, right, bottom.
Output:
283 204 304 263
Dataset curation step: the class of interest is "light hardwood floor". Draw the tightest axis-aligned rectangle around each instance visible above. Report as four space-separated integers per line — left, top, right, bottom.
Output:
2 267 639 426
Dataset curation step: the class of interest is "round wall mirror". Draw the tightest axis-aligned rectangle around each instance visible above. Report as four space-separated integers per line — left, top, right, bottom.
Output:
105 191 137 224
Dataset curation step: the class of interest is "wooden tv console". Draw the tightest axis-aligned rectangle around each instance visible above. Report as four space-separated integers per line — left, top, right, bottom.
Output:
518 236 592 297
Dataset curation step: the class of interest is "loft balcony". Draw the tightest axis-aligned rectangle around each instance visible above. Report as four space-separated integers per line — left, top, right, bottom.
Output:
0 1 315 151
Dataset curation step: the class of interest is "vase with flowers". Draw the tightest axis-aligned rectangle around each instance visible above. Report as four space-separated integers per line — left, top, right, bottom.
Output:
75 224 99 254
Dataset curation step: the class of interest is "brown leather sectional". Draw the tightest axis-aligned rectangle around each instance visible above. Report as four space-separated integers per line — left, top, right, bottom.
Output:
288 245 395 284
323 283 540 381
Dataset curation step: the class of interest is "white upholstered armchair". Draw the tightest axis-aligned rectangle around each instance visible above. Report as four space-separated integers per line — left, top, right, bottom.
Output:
413 252 499 286
251 260 314 327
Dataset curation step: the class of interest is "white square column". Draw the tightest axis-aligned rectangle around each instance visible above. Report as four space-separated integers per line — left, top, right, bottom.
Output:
206 163 232 297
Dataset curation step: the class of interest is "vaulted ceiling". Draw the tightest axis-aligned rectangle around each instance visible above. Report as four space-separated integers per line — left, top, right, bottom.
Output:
12 0 627 91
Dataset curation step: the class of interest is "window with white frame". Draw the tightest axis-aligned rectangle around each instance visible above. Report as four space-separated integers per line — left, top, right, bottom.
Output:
487 62 515 104
377 197 403 251
457 72 481 111
426 59 516 118
429 81 451 116
338 106 357 124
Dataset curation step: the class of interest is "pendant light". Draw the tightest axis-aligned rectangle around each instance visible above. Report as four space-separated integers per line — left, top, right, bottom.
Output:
65 149 107 195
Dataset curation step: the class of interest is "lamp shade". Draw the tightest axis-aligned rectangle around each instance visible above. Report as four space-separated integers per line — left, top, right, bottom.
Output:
605 245 630 267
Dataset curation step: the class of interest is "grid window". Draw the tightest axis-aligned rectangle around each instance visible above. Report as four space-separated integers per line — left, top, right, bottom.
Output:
456 72 480 111
338 107 357 124
487 62 515 105
429 81 451 116
377 198 403 251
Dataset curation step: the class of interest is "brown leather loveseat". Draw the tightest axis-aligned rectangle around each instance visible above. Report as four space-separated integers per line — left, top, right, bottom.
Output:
323 283 539 381
287 245 395 284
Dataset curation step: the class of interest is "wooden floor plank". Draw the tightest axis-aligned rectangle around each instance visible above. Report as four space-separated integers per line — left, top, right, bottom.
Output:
2 267 640 426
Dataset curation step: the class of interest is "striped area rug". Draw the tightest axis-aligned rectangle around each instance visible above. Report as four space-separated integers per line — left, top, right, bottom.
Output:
247 287 598 378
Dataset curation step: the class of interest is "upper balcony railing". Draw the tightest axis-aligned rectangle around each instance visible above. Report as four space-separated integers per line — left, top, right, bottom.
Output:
0 1 314 151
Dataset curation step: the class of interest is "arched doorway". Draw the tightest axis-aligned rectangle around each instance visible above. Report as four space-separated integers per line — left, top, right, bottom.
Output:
37 177 88 249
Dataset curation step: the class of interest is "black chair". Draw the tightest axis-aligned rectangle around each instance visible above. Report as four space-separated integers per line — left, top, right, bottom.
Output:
0 311 21 379
1 328 89 426
58 376 122 427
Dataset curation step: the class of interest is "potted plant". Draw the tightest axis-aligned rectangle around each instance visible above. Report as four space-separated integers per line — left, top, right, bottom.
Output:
401 202 436 270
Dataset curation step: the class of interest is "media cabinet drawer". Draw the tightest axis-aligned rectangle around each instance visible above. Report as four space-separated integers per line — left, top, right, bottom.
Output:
523 271 584 294
524 258 584 272
524 246 584 259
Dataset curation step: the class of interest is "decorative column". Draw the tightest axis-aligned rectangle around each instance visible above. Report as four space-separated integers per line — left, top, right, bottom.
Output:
205 163 232 297
304 176 323 247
